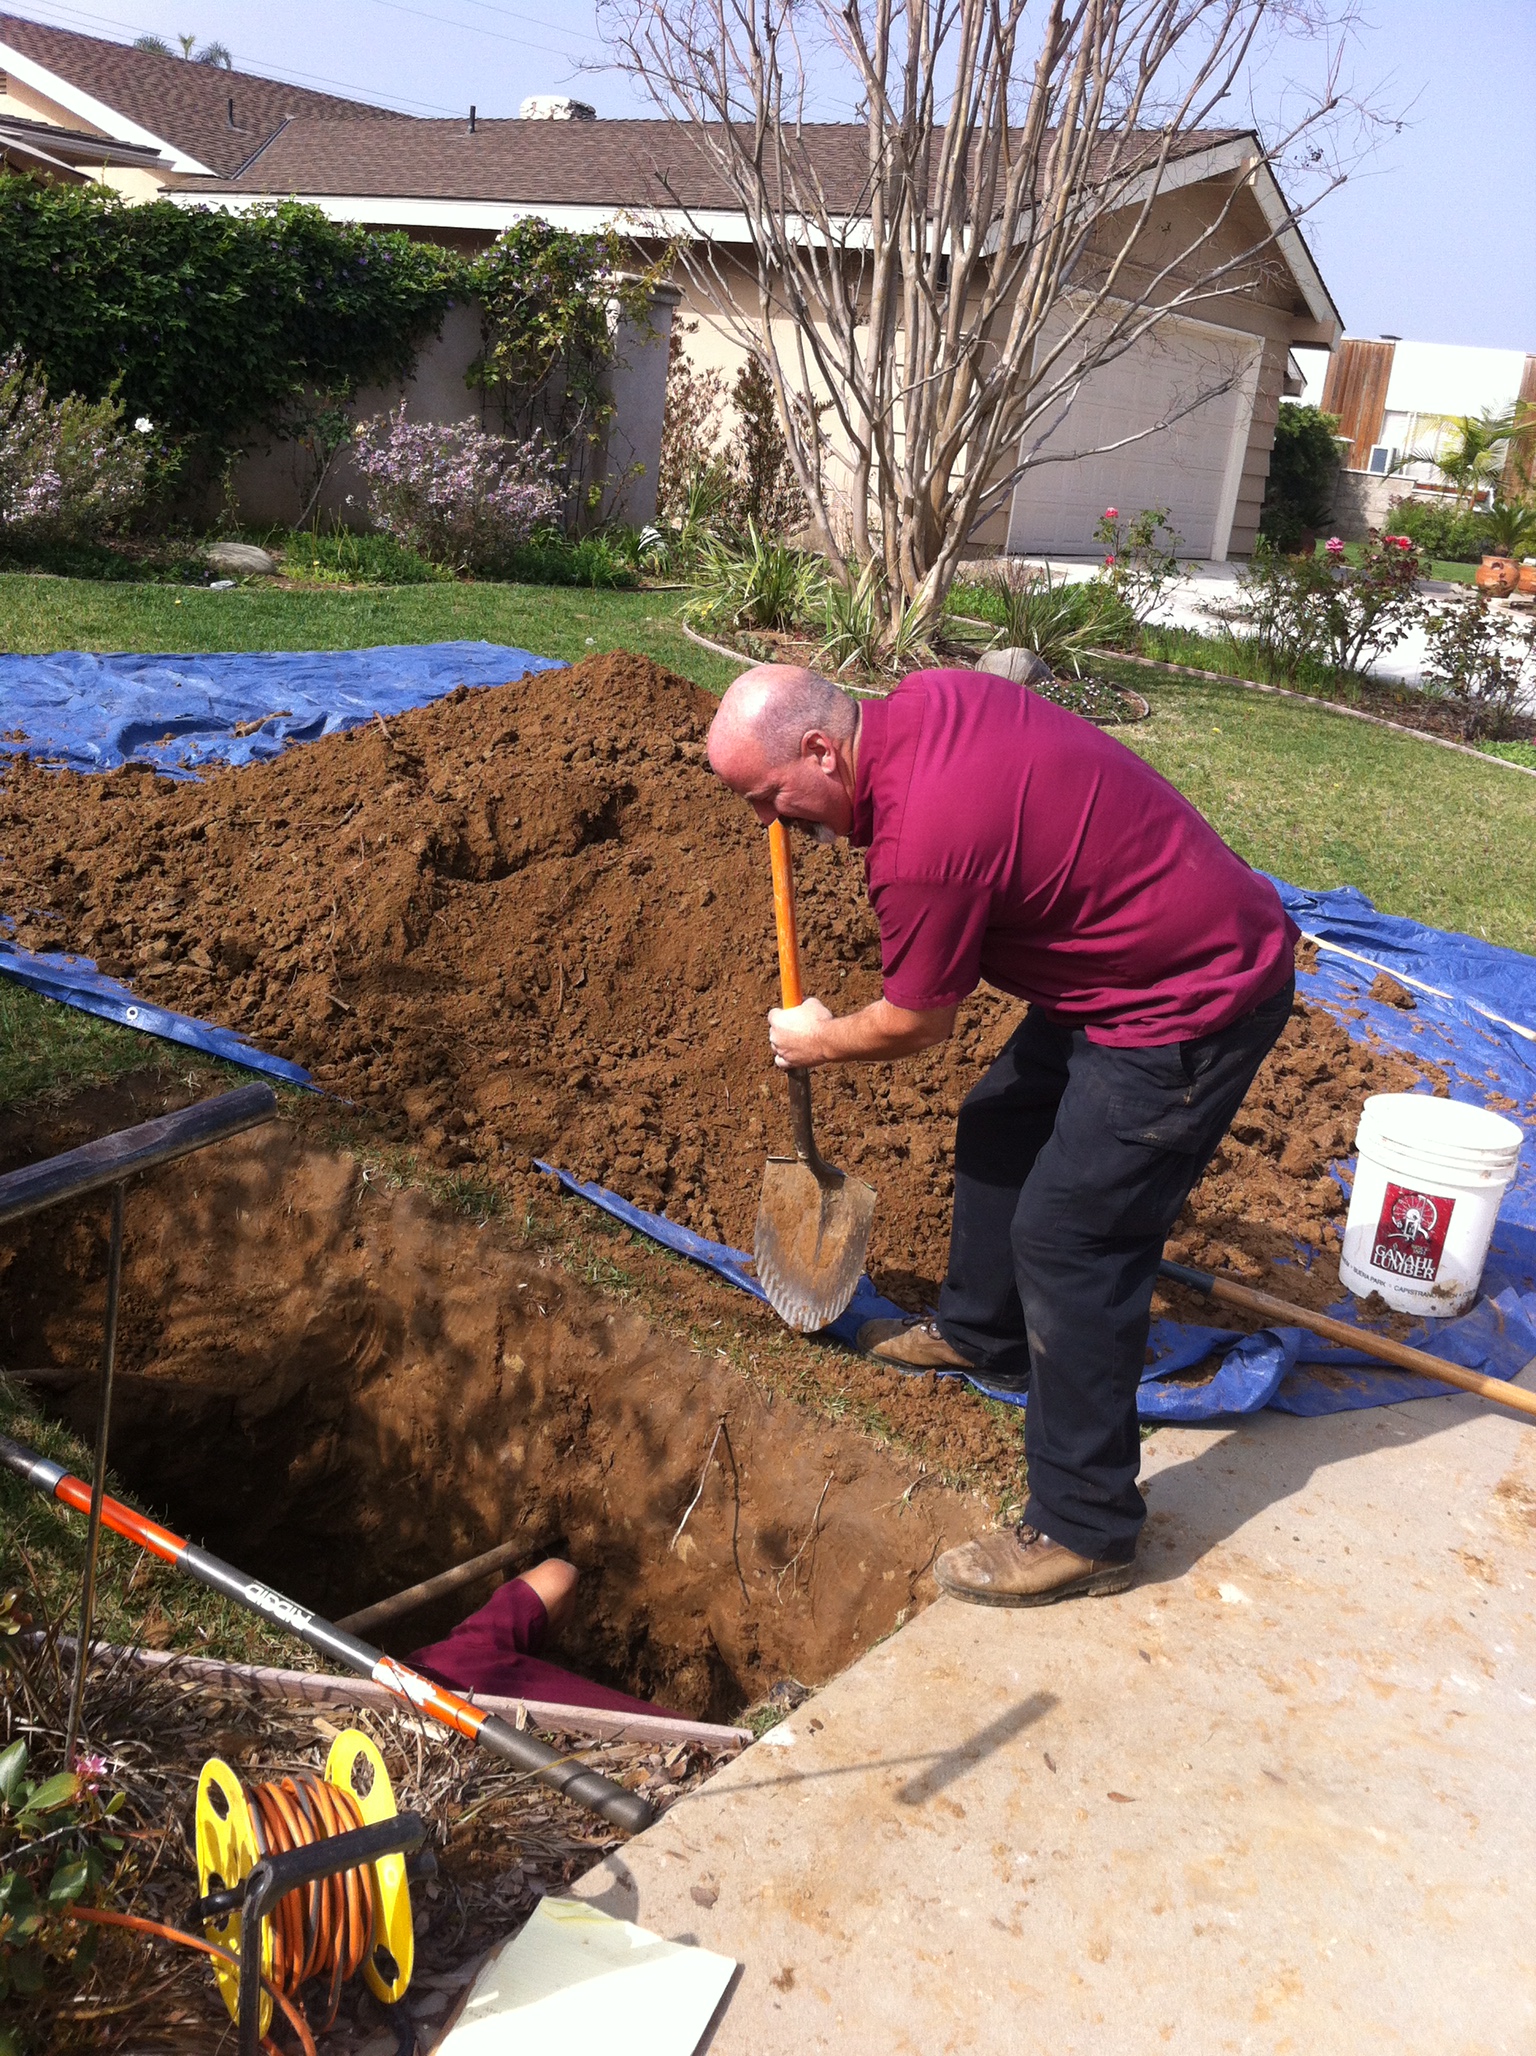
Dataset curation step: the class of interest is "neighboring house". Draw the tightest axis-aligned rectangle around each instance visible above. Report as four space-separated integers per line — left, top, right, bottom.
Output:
1297 336 1536 528
0 107 170 186
0 13 1343 558
0 12 390 192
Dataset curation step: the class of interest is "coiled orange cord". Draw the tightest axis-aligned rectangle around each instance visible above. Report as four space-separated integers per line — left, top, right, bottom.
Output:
65 1905 318 2056
72 1769 390 2054
245 1771 378 2035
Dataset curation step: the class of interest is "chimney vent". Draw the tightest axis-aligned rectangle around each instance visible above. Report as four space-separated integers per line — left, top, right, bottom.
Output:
519 95 596 120
468 104 476 132
227 95 235 127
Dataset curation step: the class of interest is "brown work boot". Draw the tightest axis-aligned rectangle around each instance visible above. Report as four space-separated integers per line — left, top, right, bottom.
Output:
933 1524 1135 1608
856 1317 972 1370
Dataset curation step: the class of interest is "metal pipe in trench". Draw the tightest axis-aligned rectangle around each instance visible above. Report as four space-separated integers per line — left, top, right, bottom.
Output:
0 1432 655 1836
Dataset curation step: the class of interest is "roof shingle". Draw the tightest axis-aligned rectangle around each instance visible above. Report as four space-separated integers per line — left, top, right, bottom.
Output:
0 13 391 175
182 114 1248 214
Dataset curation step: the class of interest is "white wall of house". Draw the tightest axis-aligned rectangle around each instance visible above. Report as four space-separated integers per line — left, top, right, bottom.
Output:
1005 311 1264 560
1297 337 1529 481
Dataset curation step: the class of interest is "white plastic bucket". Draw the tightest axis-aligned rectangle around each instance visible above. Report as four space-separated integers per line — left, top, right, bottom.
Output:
1338 1093 1523 1317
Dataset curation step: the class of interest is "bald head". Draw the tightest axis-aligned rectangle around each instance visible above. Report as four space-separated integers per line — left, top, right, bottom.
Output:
707 664 861 837
708 665 856 780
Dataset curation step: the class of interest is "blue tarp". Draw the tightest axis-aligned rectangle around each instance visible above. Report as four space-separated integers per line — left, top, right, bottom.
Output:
0 642 565 779
0 931 315 1089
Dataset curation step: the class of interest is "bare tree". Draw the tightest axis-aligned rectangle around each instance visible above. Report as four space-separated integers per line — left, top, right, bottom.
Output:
600 0 1380 643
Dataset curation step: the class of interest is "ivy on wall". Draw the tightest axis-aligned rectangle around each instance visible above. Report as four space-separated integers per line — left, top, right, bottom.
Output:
0 178 459 460
0 179 664 510
471 217 667 512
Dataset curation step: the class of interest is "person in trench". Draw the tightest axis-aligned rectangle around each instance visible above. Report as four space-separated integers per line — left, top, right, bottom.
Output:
408 1558 674 1717
706 662 1297 1606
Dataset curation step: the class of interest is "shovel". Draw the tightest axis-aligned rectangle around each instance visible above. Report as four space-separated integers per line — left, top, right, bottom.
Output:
753 818 876 1331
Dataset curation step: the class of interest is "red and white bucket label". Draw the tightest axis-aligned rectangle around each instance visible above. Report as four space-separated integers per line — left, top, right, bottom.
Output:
1370 1182 1456 1282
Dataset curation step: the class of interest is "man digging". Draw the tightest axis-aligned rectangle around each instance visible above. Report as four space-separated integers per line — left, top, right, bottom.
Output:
707 663 1297 1607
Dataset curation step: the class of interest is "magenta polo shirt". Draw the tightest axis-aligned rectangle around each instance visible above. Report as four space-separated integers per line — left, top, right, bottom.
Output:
850 670 1296 1047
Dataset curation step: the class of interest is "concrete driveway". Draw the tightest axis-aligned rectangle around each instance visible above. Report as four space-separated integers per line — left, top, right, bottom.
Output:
570 1386 1536 2053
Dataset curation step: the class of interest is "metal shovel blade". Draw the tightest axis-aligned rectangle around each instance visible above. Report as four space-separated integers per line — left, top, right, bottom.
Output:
754 1072 875 1333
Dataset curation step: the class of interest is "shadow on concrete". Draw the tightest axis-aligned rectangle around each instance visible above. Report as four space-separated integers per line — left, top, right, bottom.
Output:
1137 1389 1481 1584
895 1689 1057 1804
687 1689 1057 1804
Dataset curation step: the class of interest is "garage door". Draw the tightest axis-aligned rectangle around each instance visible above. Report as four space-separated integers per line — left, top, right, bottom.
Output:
1005 313 1259 559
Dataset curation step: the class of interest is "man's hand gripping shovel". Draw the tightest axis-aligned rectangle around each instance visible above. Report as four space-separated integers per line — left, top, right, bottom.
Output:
753 819 876 1331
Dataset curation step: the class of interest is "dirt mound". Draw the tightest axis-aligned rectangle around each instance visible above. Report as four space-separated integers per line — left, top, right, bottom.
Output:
0 651 1436 1331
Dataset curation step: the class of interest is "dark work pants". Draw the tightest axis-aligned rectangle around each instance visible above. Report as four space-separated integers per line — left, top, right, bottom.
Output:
937 978 1294 1561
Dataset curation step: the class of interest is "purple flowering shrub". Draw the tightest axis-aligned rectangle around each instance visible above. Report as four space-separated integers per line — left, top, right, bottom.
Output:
0 351 148 542
352 406 562 572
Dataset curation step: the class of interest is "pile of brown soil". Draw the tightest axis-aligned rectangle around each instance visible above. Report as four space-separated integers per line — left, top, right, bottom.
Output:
0 652 1435 1339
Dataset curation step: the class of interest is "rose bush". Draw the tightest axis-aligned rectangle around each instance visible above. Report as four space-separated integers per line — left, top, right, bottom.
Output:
1222 529 1426 682
1092 504 1182 623
1422 596 1535 741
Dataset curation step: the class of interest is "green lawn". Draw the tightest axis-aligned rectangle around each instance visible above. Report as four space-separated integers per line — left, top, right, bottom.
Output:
1095 657 1536 952
2 573 1533 958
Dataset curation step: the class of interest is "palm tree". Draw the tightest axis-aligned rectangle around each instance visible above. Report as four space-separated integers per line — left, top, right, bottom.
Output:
1484 496 1536 560
132 30 233 68
1398 407 1536 509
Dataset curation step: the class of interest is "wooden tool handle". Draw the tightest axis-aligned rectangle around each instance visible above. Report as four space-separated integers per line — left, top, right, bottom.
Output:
768 818 804 1010
1161 1260 1536 1422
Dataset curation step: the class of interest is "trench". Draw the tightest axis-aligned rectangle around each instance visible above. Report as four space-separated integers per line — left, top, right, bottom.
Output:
1 1077 970 1722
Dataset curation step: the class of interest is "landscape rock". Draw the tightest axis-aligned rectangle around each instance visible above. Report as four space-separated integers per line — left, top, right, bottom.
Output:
976 646 1055 687
205 541 278 576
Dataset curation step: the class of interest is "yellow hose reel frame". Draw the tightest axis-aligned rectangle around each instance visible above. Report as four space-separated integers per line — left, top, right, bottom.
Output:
194 1728 415 2030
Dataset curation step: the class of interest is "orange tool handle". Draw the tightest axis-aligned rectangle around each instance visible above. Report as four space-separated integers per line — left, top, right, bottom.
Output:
768 819 804 1009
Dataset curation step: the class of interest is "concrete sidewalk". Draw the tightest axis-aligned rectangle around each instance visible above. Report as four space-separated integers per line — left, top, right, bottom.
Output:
570 1390 1536 2052
984 555 1441 689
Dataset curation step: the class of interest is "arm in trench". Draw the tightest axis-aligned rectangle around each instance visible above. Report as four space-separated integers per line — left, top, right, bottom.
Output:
768 995 957 1070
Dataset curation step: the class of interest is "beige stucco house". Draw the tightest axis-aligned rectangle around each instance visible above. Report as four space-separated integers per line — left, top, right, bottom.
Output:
0 13 1342 557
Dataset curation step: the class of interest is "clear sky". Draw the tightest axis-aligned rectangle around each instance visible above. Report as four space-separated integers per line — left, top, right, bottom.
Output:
11 0 1535 349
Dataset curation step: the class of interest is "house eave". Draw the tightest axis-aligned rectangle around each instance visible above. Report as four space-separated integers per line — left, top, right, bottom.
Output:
0 37 215 174
169 135 1344 337
166 188 784 242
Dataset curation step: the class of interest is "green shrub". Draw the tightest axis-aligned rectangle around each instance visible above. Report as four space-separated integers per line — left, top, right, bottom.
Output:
818 560 933 676
951 568 1136 671
494 530 639 587
281 527 446 585
0 351 147 542
686 520 824 632
0 178 457 469
1391 499 1493 564
1259 403 1341 552
1422 596 1534 741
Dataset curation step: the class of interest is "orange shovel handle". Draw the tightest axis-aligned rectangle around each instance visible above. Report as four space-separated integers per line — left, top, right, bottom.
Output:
768 819 804 1010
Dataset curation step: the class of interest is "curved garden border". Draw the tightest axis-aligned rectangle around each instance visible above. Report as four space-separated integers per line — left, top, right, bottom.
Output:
680 619 1150 725
1087 648 1536 783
